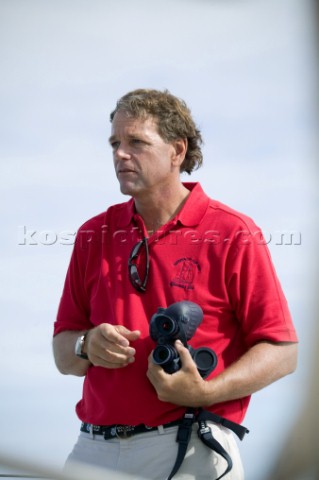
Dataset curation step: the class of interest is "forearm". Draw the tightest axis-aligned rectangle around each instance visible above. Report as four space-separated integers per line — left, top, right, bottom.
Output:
201 341 298 406
147 340 298 408
53 330 91 376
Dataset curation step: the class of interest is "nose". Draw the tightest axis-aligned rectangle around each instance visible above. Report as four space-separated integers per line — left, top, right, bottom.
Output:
114 142 131 160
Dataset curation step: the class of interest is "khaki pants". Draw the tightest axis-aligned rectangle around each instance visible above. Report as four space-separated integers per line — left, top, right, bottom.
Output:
64 422 244 479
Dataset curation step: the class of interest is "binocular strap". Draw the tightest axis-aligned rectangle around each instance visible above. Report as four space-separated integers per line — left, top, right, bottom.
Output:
167 408 249 480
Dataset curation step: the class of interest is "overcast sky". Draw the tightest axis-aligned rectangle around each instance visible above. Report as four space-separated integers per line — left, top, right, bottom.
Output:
0 1 318 479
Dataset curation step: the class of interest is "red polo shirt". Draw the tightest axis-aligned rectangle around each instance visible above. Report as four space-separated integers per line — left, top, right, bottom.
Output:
54 183 297 426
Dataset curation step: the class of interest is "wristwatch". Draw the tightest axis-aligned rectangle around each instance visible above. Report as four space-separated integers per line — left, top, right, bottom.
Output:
75 332 89 359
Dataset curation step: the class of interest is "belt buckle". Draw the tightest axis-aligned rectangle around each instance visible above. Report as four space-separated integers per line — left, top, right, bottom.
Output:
115 425 134 439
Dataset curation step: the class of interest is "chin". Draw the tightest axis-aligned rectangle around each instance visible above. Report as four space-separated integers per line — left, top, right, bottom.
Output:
119 183 136 197
118 180 146 199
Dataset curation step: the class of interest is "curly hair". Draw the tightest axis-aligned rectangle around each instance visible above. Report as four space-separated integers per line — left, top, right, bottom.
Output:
110 89 203 174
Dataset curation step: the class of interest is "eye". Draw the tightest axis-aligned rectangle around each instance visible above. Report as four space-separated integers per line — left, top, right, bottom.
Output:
130 138 144 146
110 141 120 150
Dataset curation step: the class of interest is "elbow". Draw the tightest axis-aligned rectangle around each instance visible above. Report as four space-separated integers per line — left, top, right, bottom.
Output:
53 358 70 376
55 362 72 376
55 359 88 377
53 354 88 377
290 354 298 375
284 342 298 376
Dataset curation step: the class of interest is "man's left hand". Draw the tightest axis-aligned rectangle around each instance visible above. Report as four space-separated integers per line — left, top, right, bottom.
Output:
146 340 210 407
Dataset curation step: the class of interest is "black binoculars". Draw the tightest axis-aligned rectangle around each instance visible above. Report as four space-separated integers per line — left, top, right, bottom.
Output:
149 301 217 378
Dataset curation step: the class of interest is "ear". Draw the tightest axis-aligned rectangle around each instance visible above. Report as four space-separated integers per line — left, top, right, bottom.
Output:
171 138 188 167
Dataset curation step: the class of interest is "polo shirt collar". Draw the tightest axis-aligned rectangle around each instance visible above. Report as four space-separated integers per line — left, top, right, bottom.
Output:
115 182 209 228
176 182 209 227
115 198 135 228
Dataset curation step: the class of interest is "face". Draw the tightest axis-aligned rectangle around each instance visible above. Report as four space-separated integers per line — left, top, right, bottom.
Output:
109 111 185 198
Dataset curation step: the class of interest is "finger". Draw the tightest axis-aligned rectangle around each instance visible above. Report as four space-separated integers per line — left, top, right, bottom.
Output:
102 344 136 361
91 348 136 368
88 327 135 356
92 357 133 369
116 326 141 342
87 327 137 367
174 340 197 370
99 324 132 347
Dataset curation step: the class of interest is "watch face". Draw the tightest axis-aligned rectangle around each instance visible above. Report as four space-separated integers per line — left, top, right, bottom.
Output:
75 334 88 359
75 336 82 355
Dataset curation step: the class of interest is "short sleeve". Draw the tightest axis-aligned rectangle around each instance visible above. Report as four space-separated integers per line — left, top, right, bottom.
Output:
226 228 298 347
53 232 93 336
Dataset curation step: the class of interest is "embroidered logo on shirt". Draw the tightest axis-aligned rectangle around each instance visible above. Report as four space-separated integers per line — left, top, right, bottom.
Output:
170 257 200 290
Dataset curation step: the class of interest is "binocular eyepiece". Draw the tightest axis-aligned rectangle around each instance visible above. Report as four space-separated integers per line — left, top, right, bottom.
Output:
149 301 217 378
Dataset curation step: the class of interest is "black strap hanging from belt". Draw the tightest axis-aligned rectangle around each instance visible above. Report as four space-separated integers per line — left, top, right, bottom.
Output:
167 408 249 480
167 410 196 480
197 419 232 480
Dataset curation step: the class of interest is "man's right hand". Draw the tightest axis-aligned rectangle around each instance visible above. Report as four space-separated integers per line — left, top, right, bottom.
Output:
84 324 141 368
53 326 141 376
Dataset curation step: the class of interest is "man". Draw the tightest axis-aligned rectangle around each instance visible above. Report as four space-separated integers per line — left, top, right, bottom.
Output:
53 89 298 480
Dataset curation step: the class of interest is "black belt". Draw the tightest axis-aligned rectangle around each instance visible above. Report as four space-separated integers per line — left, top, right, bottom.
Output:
81 409 249 480
80 419 181 440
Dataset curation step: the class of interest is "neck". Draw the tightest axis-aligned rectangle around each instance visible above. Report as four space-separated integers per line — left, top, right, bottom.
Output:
134 182 190 233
